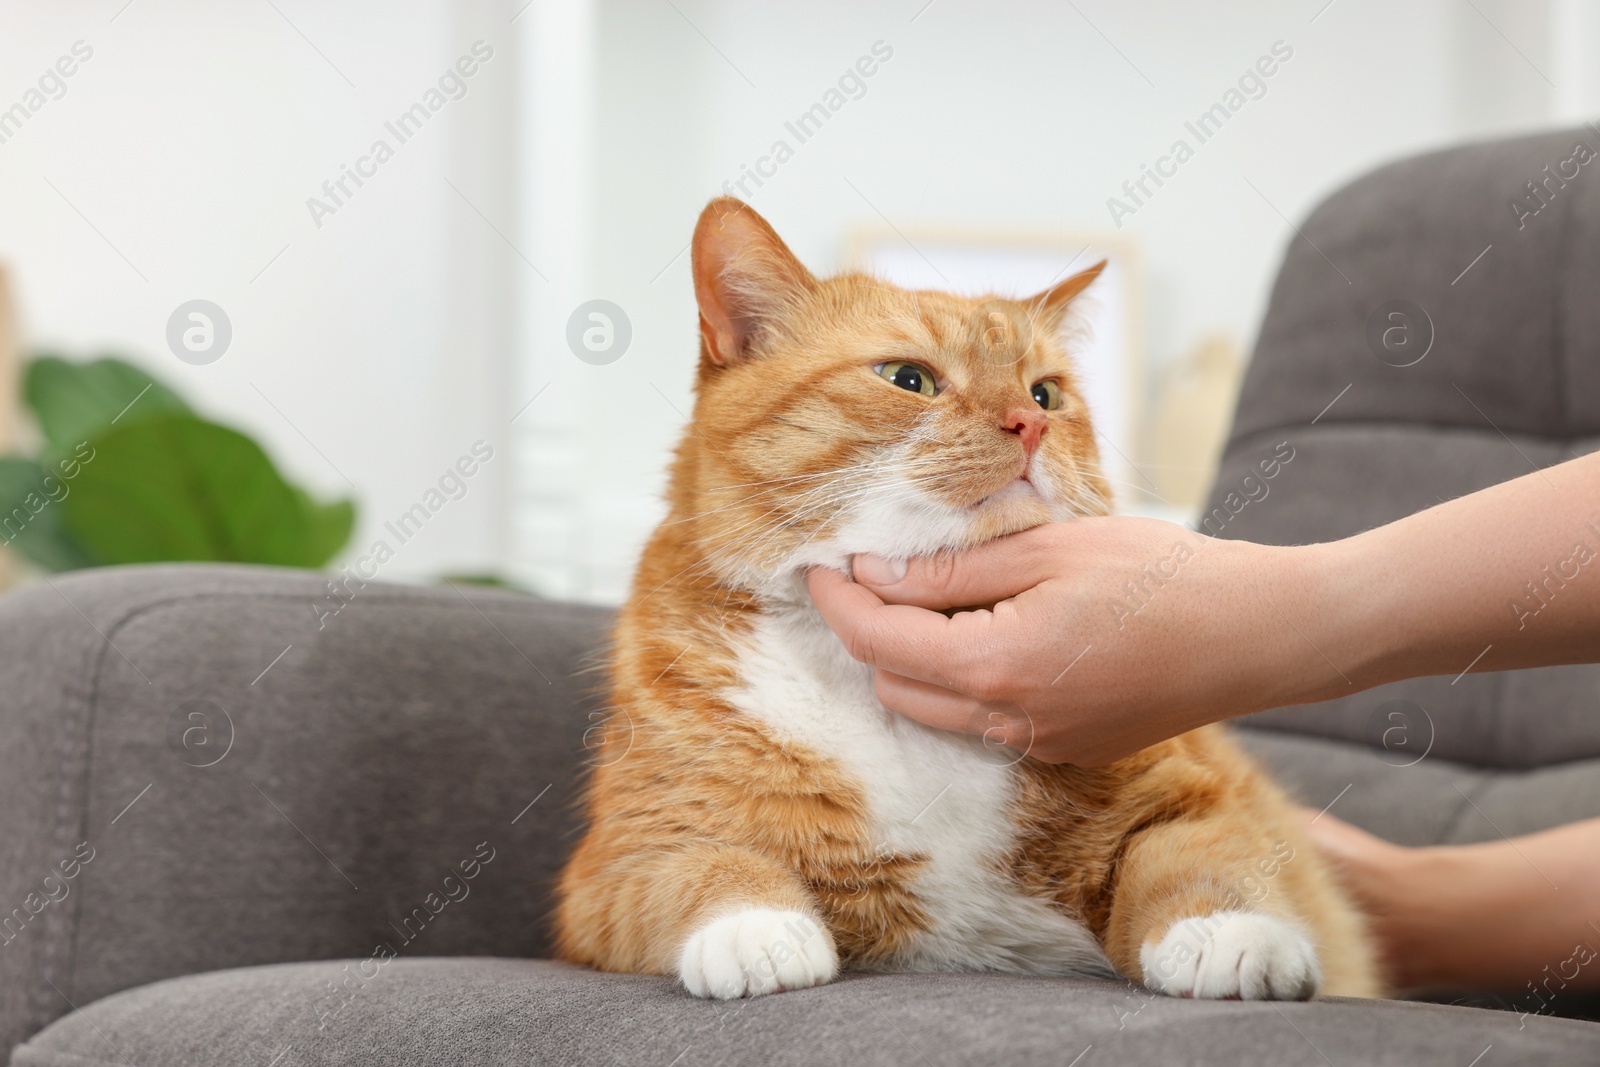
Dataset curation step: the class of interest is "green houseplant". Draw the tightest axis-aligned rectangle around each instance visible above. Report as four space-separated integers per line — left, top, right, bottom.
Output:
0 355 355 573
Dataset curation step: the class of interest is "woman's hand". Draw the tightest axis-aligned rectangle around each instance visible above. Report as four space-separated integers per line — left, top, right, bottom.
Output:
806 516 1342 765
808 452 1600 765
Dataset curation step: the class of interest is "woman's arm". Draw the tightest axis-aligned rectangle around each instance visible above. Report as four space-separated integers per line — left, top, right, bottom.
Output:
1307 812 1600 995
1320 449 1600 690
807 451 1600 765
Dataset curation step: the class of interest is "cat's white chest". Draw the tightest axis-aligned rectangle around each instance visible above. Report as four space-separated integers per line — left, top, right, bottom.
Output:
725 603 1110 976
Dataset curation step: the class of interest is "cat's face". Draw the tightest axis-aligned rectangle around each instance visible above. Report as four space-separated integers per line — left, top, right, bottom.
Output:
680 198 1111 589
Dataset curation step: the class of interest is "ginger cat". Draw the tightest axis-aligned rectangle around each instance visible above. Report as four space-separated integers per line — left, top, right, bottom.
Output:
554 198 1380 1002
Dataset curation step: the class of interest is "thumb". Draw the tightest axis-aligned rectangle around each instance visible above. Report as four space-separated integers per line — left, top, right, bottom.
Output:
851 522 1065 609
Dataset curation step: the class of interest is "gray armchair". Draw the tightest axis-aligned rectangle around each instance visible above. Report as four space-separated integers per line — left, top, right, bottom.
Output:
5 127 1600 1065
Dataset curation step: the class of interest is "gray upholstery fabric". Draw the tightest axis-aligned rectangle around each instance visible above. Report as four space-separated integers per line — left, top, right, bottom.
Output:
13 958 1600 1067
1232 729 1600 848
1205 124 1600 768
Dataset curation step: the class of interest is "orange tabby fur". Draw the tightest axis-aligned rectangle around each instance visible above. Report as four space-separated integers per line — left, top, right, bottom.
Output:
554 198 1381 1000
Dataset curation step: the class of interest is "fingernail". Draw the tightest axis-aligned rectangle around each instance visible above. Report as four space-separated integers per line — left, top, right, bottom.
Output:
851 554 907 585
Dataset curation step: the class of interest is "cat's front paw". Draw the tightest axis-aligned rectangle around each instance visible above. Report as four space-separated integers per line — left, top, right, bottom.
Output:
1141 911 1320 1000
678 908 838 999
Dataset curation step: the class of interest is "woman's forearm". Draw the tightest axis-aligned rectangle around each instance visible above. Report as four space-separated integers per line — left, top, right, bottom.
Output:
1416 818 1600 993
1290 451 1600 707
1310 814 1600 994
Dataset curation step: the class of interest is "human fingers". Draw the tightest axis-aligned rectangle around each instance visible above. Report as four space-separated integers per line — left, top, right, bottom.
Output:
849 523 1069 610
869 668 983 734
805 566 999 690
872 669 1074 764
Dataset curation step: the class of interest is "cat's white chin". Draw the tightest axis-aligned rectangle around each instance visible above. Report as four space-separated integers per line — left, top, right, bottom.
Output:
978 477 1041 506
965 478 1057 542
748 471 1063 603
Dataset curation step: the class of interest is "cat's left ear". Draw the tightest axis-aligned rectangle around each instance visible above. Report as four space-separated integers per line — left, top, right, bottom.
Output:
692 197 816 367
1024 259 1107 329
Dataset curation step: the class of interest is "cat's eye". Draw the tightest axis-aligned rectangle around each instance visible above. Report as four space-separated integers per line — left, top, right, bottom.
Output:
1031 379 1064 411
876 361 937 397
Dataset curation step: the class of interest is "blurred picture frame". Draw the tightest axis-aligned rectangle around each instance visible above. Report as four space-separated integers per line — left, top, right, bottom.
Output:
846 226 1145 509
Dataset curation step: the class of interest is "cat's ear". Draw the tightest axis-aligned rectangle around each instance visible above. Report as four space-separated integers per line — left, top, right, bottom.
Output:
692 198 815 367
1025 259 1107 329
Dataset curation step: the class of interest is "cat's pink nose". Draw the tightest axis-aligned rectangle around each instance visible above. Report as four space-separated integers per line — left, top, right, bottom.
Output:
1001 407 1049 456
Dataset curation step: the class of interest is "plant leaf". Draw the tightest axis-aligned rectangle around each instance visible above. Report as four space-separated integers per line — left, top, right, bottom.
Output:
439 573 532 593
294 486 357 568
0 456 99 572
60 415 356 568
24 354 191 457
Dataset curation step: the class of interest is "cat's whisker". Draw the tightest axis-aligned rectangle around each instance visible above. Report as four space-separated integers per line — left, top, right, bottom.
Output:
663 457 942 530
726 477 945 565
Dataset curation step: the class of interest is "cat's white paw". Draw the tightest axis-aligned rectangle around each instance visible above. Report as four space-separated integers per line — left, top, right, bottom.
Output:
678 908 838 999
1140 911 1320 1000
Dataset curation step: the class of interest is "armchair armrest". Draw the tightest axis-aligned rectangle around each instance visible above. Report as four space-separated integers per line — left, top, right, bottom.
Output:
0 563 609 1054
